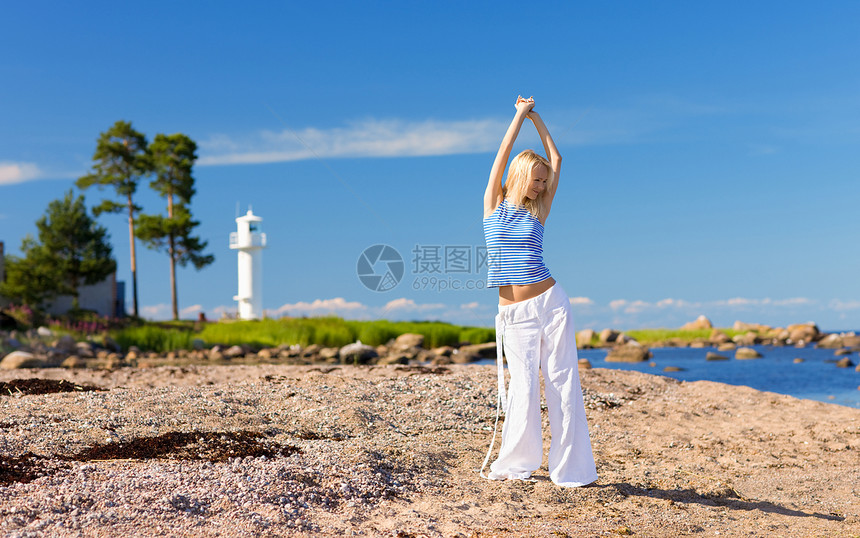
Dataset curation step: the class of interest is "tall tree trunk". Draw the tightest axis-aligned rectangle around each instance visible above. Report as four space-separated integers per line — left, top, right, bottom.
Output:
128 193 139 318
168 192 178 320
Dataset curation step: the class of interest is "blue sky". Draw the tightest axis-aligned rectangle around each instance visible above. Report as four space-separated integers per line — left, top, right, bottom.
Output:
1 1 858 330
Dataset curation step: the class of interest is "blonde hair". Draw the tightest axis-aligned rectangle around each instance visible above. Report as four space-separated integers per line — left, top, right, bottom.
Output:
502 149 554 220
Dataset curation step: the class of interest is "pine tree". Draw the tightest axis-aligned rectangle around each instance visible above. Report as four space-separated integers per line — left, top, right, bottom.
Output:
137 133 214 320
76 120 151 317
0 191 116 309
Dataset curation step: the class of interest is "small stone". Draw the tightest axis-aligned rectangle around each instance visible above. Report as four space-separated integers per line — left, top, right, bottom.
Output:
663 366 683 372
0 350 48 369
793 358 805 363
706 352 729 361
578 358 592 369
735 347 762 360
835 357 854 368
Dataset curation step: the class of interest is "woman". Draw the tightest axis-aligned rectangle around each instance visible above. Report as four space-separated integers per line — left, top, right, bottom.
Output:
480 96 597 487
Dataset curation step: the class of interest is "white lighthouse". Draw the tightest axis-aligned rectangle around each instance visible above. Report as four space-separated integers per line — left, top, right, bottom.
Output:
229 209 267 320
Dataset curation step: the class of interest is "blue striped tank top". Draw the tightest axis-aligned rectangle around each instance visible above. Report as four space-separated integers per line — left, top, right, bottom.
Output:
483 199 551 287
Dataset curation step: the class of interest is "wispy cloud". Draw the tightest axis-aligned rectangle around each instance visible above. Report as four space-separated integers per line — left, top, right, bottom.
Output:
0 162 43 185
198 118 506 166
0 161 79 186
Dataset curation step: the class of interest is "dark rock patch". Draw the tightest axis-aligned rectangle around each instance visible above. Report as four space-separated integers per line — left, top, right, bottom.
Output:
0 378 106 396
71 431 300 462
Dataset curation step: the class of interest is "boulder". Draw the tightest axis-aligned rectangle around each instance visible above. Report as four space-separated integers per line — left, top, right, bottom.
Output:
223 345 245 358
836 357 855 368
302 344 322 358
257 348 273 359
61 355 86 368
0 351 48 369
431 355 453 366
36 326 54 337
706 352 729 361
735 347 762 360
787 323 819 343
599 329 620 344
690 340 707 348
605 342 651 363
339 342 378 365
378 354 410 366
430 346 455 357
578 358 592 369
793 358 805 363
192 338 206 350
732 331 760 346
393 333 425 350
616 333 632 345
842 334 860 348
663 366 684 372
576 329 595 348
835 348 852 356
816 334 843 349
318 347 340 360
458 342 498 359
681 315 713 330
75 341 95 358
717 342 736 352
709 330 730 345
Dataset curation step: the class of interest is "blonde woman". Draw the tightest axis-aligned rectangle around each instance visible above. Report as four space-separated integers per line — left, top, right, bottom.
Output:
480 96 597 487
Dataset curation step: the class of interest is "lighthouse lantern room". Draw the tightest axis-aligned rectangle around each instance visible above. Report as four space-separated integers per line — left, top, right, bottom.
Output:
229 209 267 320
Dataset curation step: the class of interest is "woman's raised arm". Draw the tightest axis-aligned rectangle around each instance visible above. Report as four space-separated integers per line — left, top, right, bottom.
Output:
527 109 562 211
484 96 534 217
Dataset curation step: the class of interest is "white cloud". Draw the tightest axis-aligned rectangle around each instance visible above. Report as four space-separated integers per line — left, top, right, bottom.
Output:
569 296 594 306
461 301 480 309
197 118 506 166
180 304 204 316
140 303 171 319
829 299 860 311
272 297 368 317
655 298 693 308
0 162 43 185
609 299 628 311
382 297 446 313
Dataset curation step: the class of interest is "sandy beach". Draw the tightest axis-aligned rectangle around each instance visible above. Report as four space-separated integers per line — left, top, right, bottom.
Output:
1 363 858 537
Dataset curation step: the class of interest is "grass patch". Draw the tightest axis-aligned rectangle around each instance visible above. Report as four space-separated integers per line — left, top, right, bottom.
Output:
623 328 743 345
111 324 194 353
107 316 495 352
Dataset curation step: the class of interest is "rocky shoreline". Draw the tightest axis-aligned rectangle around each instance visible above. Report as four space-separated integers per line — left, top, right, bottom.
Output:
2 317 859 372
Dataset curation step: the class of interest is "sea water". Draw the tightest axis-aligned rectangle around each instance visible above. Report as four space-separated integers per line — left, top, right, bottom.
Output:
478 345 860 409
577 345 860 409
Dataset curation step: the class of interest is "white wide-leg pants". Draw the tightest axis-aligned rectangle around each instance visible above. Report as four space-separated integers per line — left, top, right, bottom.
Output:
482 283 598 487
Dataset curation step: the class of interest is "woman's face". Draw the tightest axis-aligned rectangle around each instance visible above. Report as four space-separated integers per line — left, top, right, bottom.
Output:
524 164 549 200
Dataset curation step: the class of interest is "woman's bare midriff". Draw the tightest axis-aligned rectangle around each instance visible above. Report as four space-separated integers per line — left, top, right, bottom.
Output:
498 276 556 305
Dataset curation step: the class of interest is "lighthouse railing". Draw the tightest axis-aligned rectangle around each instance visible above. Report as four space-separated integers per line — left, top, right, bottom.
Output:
229 232 267 249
